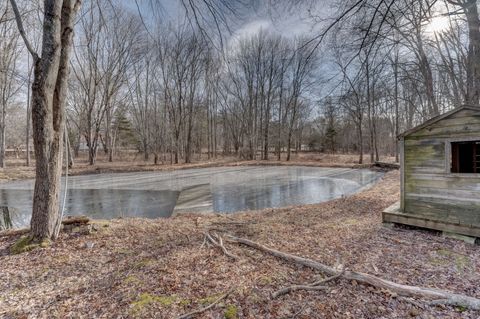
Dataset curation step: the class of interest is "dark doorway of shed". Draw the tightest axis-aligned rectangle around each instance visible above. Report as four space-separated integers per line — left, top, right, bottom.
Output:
451 141 480 173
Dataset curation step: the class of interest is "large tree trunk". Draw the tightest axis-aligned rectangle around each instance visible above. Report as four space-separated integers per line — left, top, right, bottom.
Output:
286 130 292 161
358 119 363 164
393 55 399 163
26 65 32 167
464 0 480 105
13 0 81 241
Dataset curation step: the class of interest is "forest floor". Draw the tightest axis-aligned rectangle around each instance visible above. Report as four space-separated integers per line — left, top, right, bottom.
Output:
1 169 479 318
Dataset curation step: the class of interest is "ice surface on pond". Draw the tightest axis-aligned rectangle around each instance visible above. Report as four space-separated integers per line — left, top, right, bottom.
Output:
0 166 383 229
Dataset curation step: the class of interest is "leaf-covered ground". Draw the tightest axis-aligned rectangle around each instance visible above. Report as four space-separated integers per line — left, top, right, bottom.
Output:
1 170 479 318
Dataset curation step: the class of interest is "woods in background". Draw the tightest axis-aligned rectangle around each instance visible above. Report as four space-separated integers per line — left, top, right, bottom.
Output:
1 0 479 167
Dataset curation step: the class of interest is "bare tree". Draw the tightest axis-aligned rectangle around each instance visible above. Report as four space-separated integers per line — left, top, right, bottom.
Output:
10 0 82 241
0 3 22 168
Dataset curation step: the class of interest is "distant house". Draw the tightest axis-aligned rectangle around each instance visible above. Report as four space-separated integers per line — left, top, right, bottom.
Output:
383 105 480 238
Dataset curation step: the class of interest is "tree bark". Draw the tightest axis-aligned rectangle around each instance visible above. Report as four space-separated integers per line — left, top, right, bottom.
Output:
26 56 32 166
464 0 480 105
11 0 81 241
0 106 6 168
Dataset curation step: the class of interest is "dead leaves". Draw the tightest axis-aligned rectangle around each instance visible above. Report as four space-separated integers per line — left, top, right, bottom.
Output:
0 170 479 318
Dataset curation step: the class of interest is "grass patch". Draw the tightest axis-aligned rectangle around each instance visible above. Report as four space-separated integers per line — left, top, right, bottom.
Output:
130 293 177 316
224 304 238 319
124 275 141 285
132 258 154 269
199 293 224 305
431 249 471 273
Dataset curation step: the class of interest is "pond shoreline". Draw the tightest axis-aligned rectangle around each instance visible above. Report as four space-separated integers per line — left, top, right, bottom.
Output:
2 170 479 318
0 157 396 183
0 166 384 229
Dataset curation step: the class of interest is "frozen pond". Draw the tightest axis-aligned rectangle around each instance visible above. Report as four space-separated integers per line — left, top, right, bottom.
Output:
0 166 383 229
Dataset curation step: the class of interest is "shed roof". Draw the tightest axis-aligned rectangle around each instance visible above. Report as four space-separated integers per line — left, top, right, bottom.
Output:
399 105 480 138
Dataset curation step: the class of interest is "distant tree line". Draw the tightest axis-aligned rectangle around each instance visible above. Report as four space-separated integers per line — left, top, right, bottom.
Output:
1 0 479 168
62 1 318 165
3 0 479 241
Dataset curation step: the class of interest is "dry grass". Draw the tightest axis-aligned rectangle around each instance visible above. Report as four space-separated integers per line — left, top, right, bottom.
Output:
0 170 478 318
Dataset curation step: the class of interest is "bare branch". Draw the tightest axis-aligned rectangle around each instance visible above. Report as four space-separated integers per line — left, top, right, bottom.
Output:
8 0 39 60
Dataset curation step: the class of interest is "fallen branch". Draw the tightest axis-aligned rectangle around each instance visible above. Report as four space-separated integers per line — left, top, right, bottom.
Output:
204 232 239 260
177 288 234 319
228 235 480 310
0 216 91 238
62 215 90 225
374 161 400 170
272 271 344 298
273 283 327 299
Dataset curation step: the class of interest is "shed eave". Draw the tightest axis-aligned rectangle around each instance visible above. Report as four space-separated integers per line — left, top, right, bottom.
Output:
397 105 480 139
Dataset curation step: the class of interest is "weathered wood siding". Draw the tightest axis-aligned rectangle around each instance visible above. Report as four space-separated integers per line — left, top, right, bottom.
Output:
408 109 480 139
403 108 480 229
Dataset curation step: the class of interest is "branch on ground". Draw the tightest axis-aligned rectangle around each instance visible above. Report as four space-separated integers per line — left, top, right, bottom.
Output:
203 231 239 260
227 235 480 310
272 269 345 298
177 287 235 319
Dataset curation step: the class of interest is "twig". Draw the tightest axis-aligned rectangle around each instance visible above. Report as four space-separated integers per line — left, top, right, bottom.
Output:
200 235 207 249
273 284 328 299
309 270 344 286
204 231 239 260
397 296 425 309
290 304 308 319
272 270 344 298
176 229 191 242
177 288 235 319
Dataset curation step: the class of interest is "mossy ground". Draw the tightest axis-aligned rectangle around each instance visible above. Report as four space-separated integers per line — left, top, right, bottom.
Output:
224 304 239 319
10 236 50 254
129 293 178 316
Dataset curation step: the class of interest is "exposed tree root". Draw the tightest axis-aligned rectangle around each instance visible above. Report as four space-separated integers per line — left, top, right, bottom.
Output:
204 232 239 260
228 235 480 310
177 288 234 319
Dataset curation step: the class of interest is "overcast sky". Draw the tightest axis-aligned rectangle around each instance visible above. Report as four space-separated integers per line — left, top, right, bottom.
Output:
121 0 330 43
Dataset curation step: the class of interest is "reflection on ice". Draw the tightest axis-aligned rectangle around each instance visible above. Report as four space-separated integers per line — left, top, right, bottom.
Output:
0 166 383 228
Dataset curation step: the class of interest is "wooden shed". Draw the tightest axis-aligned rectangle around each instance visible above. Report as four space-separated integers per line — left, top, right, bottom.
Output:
383 105 480 238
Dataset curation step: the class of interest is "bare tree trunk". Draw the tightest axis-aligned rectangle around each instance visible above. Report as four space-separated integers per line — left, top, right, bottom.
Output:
88 144 97 165
371 79 379 162
358 120 363 164
393 53 399 163
0 105 6 168
11 0 81 241
143 138 149 161
464 0 480 105
286 129 292 161
366 58 374 163
26 55 32 166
